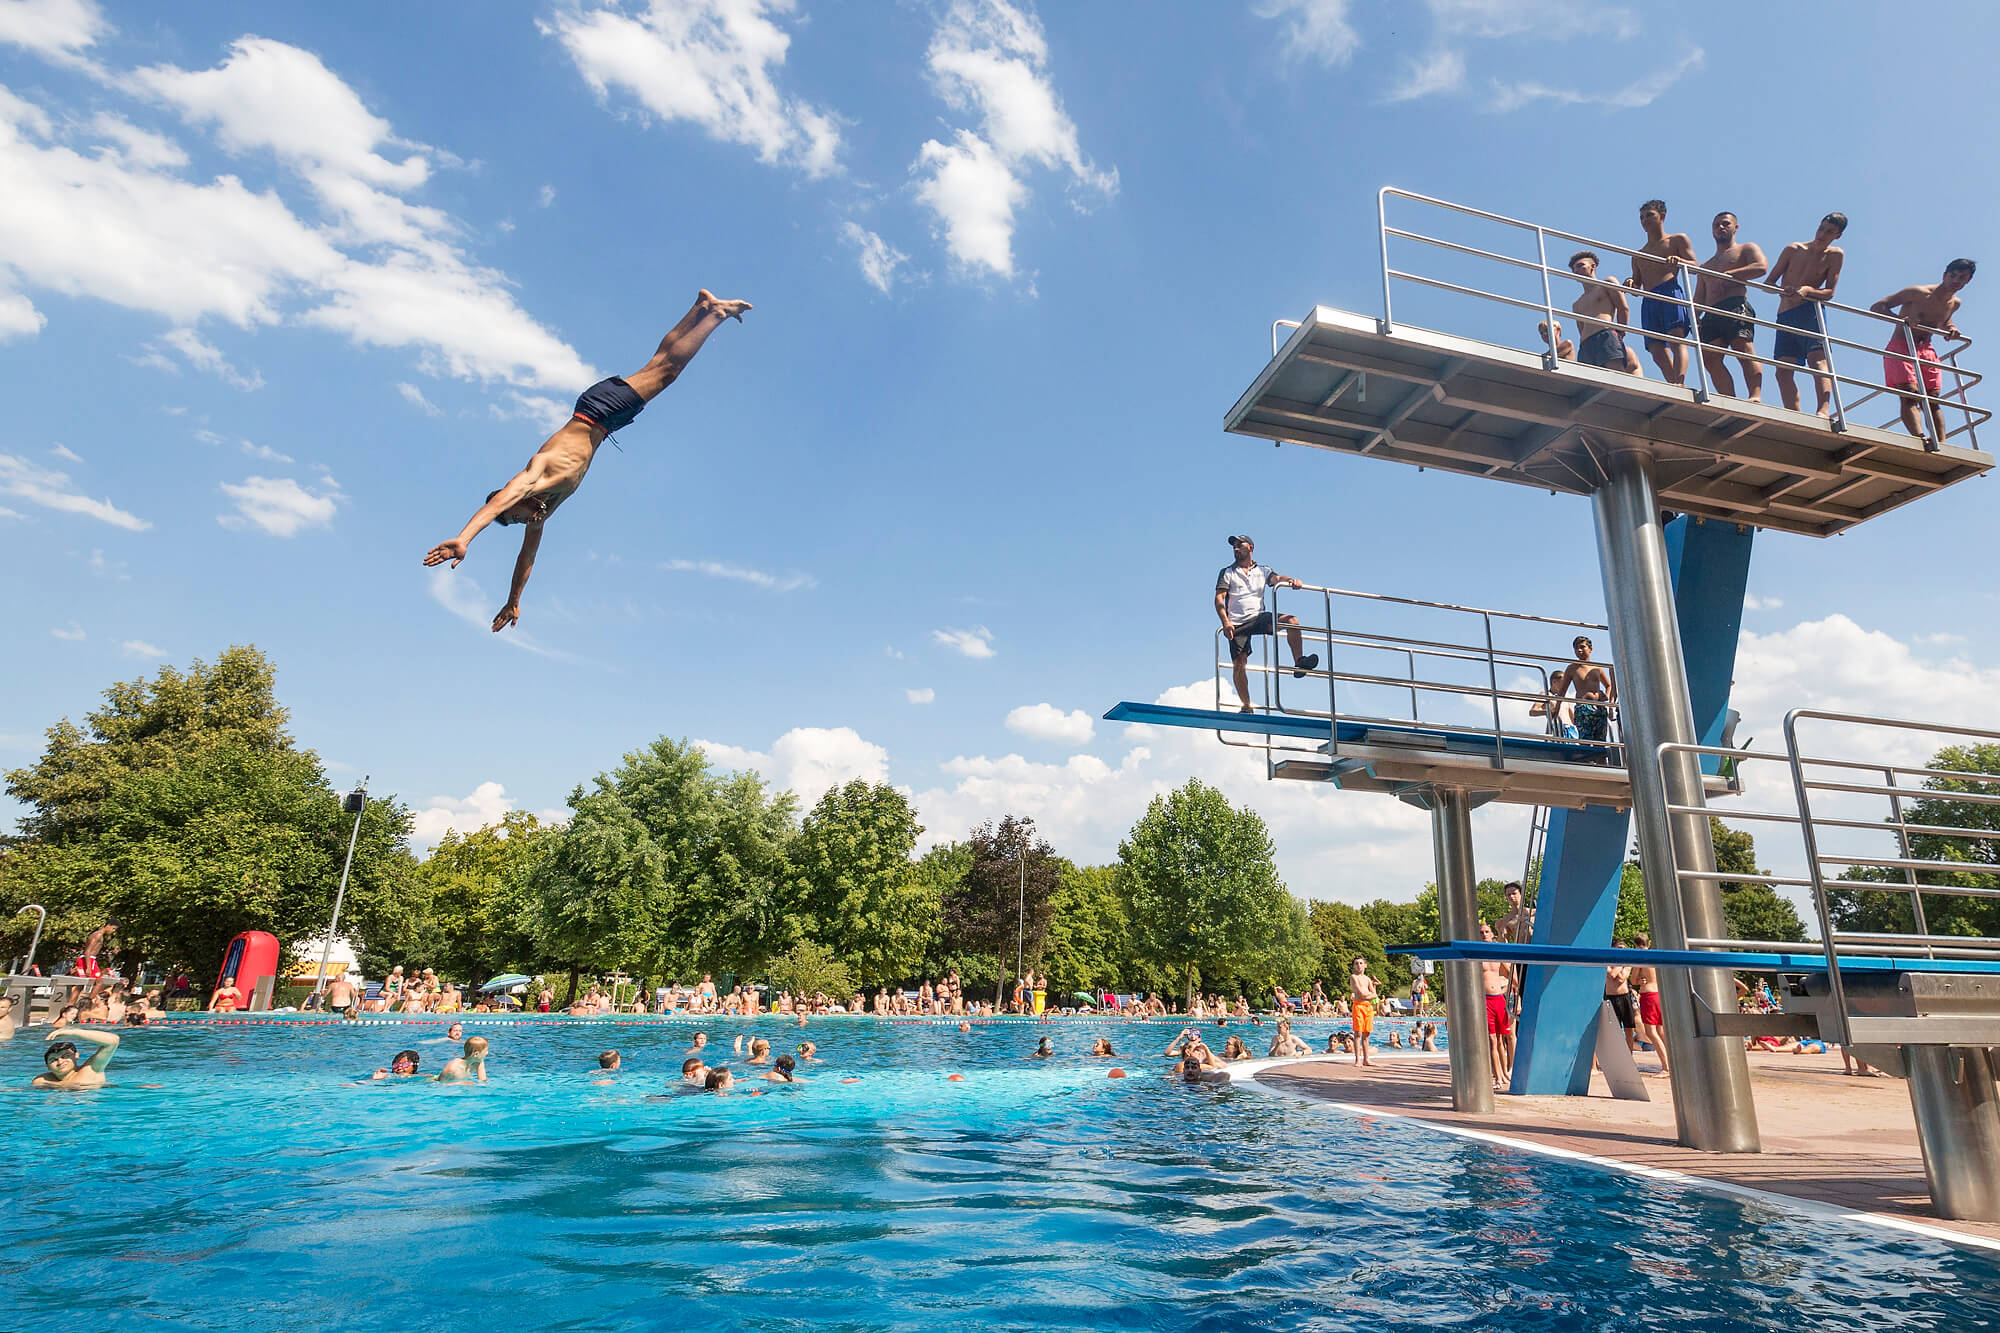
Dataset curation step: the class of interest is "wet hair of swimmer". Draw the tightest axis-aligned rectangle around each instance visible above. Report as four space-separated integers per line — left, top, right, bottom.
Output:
773 1054 796 1079
1035 1036 1053 1053
44 1042 78 1068
681 1056 704 1077
704 1067 732 1090
598 1050 620 1069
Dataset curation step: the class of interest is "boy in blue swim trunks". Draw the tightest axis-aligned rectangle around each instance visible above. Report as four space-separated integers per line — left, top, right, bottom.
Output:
1767 214 1847 416
424 290 752 632
1626 199 1697 386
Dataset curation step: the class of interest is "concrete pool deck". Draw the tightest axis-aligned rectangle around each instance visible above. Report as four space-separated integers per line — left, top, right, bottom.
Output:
1255 1049 2000 1249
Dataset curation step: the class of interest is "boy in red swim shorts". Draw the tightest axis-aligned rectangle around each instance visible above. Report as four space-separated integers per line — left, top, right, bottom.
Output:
1478 921 1514 1089
1871 260 1975 445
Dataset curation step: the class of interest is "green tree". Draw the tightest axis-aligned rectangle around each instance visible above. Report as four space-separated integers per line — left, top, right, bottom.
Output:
940 816 1058 1005
788 781 931 985
1307 900 1388 998
1614 862 1651 941
765 939 855 1002
1043 862 1143 1000
394 811 554 984
1831 743 2000 940
1260 895 1324 998
0 649 419 976
1705 818 1807 943
1121 779 1288 1008
1357 898 1421 992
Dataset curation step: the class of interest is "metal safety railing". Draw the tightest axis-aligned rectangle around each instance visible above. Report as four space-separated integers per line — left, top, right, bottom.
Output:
1215 582 1623 774
1655 710 2000 1044
1375 187 1989 451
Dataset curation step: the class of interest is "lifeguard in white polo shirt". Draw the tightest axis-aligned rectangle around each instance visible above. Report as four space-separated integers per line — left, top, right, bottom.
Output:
1215 534 1317 712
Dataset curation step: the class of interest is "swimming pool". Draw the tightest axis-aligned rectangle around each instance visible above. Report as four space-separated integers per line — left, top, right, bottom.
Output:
4 1017 1995 1330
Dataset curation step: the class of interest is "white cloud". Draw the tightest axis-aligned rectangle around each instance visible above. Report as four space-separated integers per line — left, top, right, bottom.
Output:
1741 593 1783 611
158 327 262 390
217 474 340 537
913 0 1116 280
1427 0 1640 40
1386 47 1466 101
0 452 148 529
841 221 910 294
696 727 890 806
48 443 82 462
907 687 936 704
87 547 128 578
931 625 996 658
239 439 291 463
0 289 45 339
0 38 593 393
537 183 556 207
397 381 443 416
408 781 566 850
1253 0 1360 67
50 622 84 640
0 0 109 63
545 0 841 177
1489 47 1704 112
662 557 816 592
426 565 583 662
1005 702 1094 746
120 638 164 658
0 506 22 520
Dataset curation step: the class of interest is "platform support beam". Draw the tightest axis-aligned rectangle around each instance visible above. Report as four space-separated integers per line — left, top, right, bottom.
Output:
1905 1046 2000 1221
1430 785 1494 1114
1593 447 1761 1153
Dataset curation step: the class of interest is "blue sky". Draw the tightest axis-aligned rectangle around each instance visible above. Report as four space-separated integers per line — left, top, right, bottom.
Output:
6 0 2000 910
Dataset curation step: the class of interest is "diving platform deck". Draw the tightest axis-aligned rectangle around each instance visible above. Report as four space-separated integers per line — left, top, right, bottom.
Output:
1105 701 1733 810
1225 305 1991 538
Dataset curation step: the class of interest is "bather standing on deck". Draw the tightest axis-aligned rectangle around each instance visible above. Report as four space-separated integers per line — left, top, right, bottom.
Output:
1695 212 1768 401
1870 261 1976 445
1626 201 1698 386
1478 923 1515 1090
1554 636 1616 762
1565 252 1642 375
1216 535 1319 712
1766 214 1847 415
423 291 751 632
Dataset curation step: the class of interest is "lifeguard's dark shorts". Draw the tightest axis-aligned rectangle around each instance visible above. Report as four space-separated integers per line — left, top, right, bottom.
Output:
573 376 645 433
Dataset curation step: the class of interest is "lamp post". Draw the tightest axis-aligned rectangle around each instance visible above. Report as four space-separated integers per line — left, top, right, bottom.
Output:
312 778 369 1004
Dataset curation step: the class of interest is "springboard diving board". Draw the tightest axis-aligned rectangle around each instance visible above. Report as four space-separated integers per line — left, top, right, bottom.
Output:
1389 940 2000 977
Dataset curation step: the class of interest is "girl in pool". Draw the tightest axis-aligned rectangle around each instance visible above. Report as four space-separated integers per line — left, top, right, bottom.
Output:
1221 1035 1251 1061
1090 1038 1118 1057
1032 1036 1054 1058
762 1054 799 1082
797 1041 819 1062
373 1050 422 1079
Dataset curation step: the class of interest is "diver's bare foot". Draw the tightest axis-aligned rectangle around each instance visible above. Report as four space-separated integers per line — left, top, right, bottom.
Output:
698 289 752 321
424 538 468 568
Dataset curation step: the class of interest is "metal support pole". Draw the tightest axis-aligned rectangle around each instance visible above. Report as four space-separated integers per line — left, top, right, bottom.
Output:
1904 1045 2000 1222
1592 448 1760 1153
17 904 45 975
1431 786 1494 1114
312 779 368 1003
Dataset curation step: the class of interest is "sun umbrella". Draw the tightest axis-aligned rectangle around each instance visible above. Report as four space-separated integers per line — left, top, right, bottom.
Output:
1073 992 1096 1002
479 973 532 992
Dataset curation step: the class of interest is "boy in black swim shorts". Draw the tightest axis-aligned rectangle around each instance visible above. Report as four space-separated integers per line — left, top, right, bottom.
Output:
423 290 752 632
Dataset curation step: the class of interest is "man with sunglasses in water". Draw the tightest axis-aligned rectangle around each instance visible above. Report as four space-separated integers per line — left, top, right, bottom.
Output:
424 289 752 632
1216 534 1319 712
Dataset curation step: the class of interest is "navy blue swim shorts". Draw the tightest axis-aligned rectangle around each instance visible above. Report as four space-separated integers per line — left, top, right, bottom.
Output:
573 376 645 434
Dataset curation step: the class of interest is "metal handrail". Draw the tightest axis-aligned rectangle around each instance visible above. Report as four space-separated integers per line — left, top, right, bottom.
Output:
1377 186 1988 448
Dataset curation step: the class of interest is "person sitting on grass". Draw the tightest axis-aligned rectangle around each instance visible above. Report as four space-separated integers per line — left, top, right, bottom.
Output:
436 1035 489 1083
33 1027 119 1089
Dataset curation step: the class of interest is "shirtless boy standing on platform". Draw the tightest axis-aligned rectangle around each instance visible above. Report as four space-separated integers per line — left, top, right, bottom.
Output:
1766 213 1847 415
1566 252 1641 374
1556 635 1616 762
1695 212 1768 402
1348 956 1378 1068
1478 921 1514 1090
1628 934 1671 1077
1604 949 1639 1053
1627 201 1698 385
424 290 751 632
1871 260 1976 445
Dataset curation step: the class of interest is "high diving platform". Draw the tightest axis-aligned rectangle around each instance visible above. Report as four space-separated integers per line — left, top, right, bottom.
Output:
1108 188 2000 1221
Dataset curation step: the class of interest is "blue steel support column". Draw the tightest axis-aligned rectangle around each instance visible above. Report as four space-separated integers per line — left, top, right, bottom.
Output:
1508 515 1754 1095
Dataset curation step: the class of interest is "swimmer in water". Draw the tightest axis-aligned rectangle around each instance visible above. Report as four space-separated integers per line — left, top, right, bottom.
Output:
597 1050 621 1072
432 1022 465 1044
1179 1054 1229 1085
373 1049 422 1079
746 1038 772 1065
681 1056 708 1085
33 1027 119 1089
797 1041 819 1062
688 1032 708 1056
958 1021 971 1032
1090 1038 1117 1057
435 1036 488 1083
0 994 14 1041
762 1054 799 1083
704 1067 734 1092
1032 1036 1054 1059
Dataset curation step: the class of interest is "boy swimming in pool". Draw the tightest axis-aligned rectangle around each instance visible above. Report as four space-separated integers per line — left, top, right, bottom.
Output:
33 1027 119 1089
436 1035 488 1083
423 290 752 632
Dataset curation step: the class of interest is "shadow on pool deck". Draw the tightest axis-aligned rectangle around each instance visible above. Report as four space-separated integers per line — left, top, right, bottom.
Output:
1257 1050 2000 1247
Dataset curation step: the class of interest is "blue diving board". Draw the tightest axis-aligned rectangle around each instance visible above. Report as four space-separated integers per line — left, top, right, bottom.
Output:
1390 940 2000 976
1103 701 1606 763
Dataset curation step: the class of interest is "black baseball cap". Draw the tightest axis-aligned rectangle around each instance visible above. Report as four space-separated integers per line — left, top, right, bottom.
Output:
1228 534 1253 546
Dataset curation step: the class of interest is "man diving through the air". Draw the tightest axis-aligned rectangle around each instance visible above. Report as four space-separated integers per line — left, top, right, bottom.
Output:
424 290 752 631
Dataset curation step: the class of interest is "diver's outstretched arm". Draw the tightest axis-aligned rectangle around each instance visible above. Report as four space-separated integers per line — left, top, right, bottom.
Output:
425 464 543 569
493 522 543 633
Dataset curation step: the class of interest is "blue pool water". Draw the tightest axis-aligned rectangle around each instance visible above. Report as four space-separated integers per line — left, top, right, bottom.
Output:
4 1016 1997 1330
